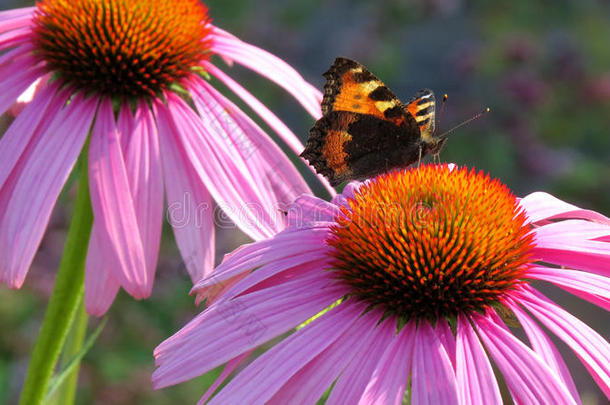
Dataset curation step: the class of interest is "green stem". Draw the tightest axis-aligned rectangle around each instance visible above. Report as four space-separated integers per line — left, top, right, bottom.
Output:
51 297 88 405
18 150 93 405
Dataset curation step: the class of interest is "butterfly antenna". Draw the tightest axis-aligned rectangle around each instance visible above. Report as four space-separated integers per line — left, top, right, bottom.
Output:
438 107 490 139
436 94 448 131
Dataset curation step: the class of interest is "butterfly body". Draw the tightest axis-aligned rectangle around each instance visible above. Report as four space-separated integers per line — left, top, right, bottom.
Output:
301 57 445 186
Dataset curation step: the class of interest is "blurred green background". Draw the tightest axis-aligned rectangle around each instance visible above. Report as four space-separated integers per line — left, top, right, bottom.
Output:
1 0 609 403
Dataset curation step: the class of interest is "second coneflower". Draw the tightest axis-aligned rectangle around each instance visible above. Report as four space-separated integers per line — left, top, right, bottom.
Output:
0 0 332 314
154 165 610 404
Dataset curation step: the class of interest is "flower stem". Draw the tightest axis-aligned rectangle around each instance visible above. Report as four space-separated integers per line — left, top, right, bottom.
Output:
50 296 88 405
18 149 93 405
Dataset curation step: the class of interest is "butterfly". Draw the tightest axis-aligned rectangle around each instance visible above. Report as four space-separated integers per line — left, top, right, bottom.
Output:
301 57 447 187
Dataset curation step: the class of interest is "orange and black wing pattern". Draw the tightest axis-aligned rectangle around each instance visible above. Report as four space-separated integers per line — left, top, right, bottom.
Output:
301 57 437 186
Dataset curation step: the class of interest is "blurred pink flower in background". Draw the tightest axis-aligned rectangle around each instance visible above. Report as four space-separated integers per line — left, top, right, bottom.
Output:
0 0 331 315
154 165 610 404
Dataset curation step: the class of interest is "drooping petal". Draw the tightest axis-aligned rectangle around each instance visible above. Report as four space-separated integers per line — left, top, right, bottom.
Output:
359 321 415 405
326 318 396 405
473 312 578 405
524 266 610 310
7 74 51 116
88 99 148 298
0 7 35 27
411 321 459 405
520 192 610 225
202 61 336 197
209 25 322 119
153 269 346 388
196 349 254 405
85 103 165 311
0 26 32 50
0 92 95 288
0 81 64 189
121 103 164 281
155 94 279 240
201 61 301 158
456 314 502 405
210 255 333 311
332 181 363 208
84 224 121 316
506 300 581 403
267 304 380 404
515 286 610 398
534 220 610 241
531 241 610 277
190 77 312 228
156 102 214 282
208 302 366 405
287 194 341 230
0 51 45 116
435 319 456 369
190 227 331 300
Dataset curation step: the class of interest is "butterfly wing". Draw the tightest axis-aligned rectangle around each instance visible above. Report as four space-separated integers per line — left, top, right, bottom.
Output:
302 58 433 186
404 89 436 144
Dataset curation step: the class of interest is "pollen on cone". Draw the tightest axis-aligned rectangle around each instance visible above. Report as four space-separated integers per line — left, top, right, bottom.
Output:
328 165 535 320
32 0 211 98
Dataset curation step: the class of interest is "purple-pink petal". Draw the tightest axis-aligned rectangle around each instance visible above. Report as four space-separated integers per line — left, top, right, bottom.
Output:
531 243 610 277
191 77 311 228
456 314 502 405
196 349 254 405
515 286 610 398
326 318 397 405
525 266 610 310
473 312 578 404
0 82 64 189
287 194 341 229
153 270 345 389
267 304 381 405
202 61 336 197
0 26 32 50
0 52 45 116
534 219 610 241
156 93 279 241
206 302 365 405
520 192 610 225
202 61 300 156
411 321 459 405
0 7 35 24
88 100 148 298
191 226 330 296
84 225 121 316
209 26 322 119
435 319 456 369
359 321 414 405
0 92 95 288
507 300 581 403
157 103 215 282
121 104 164 280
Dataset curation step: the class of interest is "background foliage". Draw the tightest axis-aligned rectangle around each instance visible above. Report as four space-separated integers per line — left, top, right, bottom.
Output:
1 0 609 403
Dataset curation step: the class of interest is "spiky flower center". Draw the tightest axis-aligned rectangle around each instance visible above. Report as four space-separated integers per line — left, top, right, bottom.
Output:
328 165 535 320
33 0 211 98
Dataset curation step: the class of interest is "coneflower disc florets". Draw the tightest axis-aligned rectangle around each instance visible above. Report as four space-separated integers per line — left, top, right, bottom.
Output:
328 165 535 320
33 0 211 98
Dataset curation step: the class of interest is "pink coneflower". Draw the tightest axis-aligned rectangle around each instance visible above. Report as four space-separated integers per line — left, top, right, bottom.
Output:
0 1 332 314
154 165 610 404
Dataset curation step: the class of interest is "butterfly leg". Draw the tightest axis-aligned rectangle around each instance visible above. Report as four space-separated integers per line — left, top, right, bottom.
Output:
417 145 423 167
